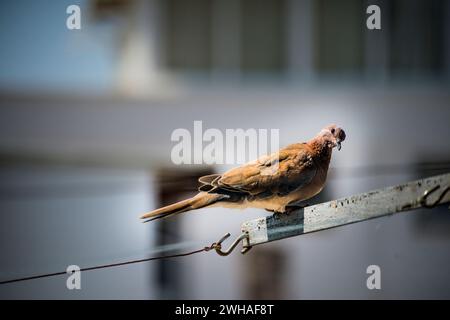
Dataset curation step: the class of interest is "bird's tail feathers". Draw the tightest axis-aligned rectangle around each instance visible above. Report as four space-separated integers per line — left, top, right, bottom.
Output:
140 192 226 222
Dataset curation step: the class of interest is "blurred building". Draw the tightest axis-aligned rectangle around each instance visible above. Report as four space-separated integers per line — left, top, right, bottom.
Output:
0 0 450 299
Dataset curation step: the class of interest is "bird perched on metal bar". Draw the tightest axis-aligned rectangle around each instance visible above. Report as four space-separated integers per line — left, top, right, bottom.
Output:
141 124 346 221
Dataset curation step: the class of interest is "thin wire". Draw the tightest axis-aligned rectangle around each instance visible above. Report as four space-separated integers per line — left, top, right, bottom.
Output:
0 242 218 285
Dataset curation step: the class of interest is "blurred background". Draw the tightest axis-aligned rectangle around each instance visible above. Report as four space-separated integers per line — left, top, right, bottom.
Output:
0 0 450 299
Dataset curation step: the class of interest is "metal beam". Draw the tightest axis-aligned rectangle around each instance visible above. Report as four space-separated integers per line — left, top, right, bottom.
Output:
241 173 450 249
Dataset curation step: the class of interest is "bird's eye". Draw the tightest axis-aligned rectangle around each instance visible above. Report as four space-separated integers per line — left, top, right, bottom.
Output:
331 128 335 134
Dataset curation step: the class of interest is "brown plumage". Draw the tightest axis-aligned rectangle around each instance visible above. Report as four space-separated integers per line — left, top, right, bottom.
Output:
141 124 346 221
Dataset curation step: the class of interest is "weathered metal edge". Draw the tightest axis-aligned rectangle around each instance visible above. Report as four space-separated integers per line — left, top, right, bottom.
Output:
241 173 450 248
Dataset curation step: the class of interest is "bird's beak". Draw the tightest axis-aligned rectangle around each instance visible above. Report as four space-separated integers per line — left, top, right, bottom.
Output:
337 141 342 151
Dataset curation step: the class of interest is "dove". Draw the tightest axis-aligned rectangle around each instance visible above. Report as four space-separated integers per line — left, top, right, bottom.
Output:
141 124 346 221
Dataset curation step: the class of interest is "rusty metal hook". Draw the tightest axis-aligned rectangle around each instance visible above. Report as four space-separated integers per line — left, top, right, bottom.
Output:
213 232 251 256
419 184 450 209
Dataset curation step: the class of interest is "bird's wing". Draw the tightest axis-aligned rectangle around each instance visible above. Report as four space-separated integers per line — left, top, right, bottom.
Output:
213 143 317 197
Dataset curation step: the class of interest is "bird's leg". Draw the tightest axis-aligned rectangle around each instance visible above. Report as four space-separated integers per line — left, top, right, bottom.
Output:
284 206 299 215
266 208 285 219
268 204 307 218
287 199 310 209
270 209 296 218
284 201 310 215
272 211 284 219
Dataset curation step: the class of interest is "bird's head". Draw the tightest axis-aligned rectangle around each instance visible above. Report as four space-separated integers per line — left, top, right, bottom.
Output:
318 124 346 151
